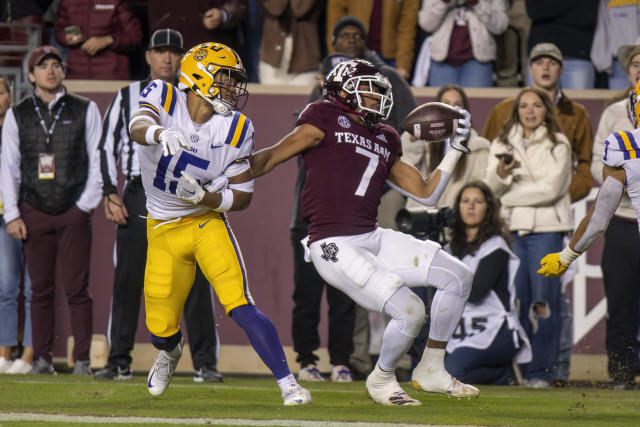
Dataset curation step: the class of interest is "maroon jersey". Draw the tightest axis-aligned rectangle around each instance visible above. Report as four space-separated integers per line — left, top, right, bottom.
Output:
296 101 402 242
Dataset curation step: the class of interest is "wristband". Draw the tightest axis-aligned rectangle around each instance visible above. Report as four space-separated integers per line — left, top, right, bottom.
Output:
437 148 462 175
214 188 233 212
559 246 580 265
145 125 164 145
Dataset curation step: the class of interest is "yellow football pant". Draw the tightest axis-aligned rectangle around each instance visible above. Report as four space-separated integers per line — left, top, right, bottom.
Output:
144 211 253 337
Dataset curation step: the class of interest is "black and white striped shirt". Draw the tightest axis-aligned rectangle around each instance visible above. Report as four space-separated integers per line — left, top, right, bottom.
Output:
98 79 150 195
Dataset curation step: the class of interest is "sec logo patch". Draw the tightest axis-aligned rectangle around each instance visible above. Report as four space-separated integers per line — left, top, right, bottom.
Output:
338 115 351 129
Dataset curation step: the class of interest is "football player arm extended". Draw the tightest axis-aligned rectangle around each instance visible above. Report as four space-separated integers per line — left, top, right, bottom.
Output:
538 165 626 278
385 148 462 207
129 111 188 156
250 123 325 177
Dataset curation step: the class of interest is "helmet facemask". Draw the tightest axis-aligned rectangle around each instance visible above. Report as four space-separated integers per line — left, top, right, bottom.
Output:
343 74 393 121
206 65 248 115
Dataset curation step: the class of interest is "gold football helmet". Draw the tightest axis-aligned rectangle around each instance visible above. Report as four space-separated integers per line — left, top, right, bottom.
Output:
178 42 248 115
631 79 640 128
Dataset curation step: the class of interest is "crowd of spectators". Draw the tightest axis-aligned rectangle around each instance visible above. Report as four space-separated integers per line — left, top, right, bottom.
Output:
1 0 636 89
0 0 639 391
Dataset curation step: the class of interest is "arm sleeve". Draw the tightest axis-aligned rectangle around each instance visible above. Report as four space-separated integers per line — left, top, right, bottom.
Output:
110 0 142 52
325 0 349 53
500 141 572 207
0 109 22 223
134 79 168 121
224 119 254 178
394 0 420 72
54 0 71 47
472 0 509 35
568 106 594 202
468 249 509 304
76 101 104 212
418 0 450 33
483 139 513 198
98 89 124 195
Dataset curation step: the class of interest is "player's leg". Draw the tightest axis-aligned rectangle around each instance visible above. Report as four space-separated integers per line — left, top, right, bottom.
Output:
290 229 325 381
374 229 476 397
309 232 421 405
196 214 310 405
144 220 196 396
410 250 477 397
184 264 222 382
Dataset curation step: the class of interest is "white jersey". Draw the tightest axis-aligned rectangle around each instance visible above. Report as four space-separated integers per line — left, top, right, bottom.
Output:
133 79 254 220
446 236 532 364
602 129 640 224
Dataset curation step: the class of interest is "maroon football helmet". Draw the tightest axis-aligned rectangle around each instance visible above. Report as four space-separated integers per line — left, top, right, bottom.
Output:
323 59 393 121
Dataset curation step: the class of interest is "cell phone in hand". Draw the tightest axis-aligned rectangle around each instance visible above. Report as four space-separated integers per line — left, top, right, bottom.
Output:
495 153 514 163
64 25 82 35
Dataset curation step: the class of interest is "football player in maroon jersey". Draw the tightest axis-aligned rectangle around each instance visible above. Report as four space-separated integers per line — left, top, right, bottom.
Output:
251 59 479 405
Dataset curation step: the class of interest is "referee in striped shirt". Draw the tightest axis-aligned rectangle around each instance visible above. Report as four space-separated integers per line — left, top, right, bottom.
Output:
95 29 223 382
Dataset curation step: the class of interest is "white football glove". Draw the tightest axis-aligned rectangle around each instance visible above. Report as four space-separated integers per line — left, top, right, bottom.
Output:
448 108 471 154
158 128 189 157
176 171 205 204
203 174 229 193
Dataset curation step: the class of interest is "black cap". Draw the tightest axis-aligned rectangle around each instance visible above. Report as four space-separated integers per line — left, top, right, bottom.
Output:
332 15 367 45
321 53 351 74
148 28 184 52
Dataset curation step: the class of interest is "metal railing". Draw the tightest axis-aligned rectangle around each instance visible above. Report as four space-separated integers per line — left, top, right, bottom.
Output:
0 22 43 100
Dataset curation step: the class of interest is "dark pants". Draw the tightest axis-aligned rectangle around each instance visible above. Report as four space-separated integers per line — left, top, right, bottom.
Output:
21 202 93 363
445 323 519 385
601 217 640 383
290 229 355 367
108 178 218 370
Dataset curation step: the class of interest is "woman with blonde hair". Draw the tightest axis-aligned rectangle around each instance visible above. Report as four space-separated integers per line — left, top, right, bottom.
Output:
484 87 572 388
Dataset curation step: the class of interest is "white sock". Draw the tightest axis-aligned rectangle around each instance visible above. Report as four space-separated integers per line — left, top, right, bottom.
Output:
370 363 395 386
277 373 298 395
418 347 446 374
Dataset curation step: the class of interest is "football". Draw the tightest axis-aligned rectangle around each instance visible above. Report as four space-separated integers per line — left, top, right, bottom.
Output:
402 102 464 142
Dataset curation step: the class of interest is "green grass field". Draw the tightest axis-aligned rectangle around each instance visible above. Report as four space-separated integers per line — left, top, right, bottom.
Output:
0 375 639 426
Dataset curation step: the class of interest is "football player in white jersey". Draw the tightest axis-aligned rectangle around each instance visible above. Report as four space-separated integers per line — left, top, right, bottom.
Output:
538 80 640 277
128 42 311 405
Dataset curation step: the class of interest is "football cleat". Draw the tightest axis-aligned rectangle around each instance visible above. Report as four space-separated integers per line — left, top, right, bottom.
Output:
365 368 421 406
5 359 33 374
411 363 479 398
94 363 132 380
330 365 354 382
282 385 312 406
298 364 326 382
147 339 184 396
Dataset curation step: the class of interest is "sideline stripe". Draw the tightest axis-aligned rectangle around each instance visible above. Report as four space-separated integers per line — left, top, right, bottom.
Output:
0 413 460 426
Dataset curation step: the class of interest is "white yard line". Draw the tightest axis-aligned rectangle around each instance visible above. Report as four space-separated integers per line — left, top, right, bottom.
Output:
0 412 454 426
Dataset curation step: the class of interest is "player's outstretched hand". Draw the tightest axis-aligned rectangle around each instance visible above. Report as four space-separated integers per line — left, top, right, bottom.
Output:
176 171 205 204
158 128 189 157
204 174 228 193
448 108 471 154
537 253 568 278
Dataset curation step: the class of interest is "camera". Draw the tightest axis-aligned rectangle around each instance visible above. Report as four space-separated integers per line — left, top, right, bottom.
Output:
395 206 454 244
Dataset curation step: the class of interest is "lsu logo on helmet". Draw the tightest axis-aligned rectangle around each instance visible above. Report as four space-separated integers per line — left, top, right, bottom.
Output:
178 42 248 115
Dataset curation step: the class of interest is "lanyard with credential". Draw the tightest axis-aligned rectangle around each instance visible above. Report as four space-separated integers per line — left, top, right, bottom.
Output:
32 95 66 145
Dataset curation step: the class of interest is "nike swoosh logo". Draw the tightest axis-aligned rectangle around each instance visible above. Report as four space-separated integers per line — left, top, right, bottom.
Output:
185 189 195 195
199 219 211 229
148 371 154 388
210 145 223 149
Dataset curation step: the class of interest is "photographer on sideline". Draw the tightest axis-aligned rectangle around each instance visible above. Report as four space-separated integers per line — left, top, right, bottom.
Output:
445 182 531 384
